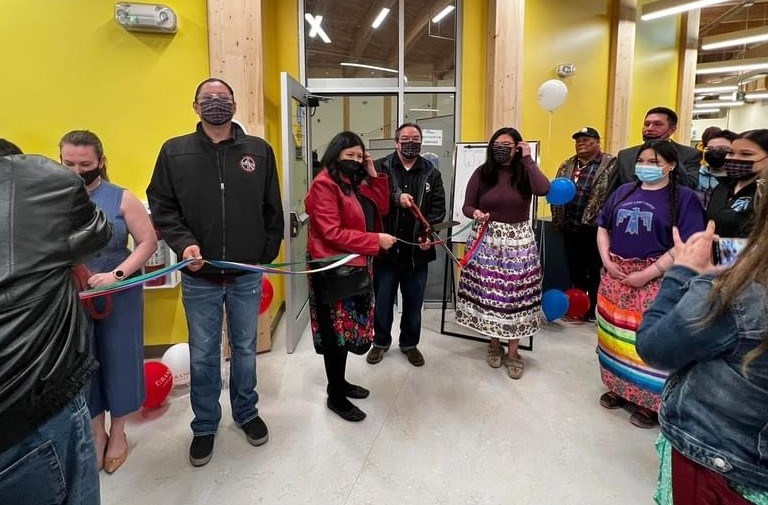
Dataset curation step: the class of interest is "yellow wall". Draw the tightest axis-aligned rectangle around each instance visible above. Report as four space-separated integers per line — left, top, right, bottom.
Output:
0 0 210 346
460 0 488 142
522 0 612 177
630 1 681 145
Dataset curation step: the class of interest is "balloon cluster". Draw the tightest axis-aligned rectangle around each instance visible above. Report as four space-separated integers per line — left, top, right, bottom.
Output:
541 288 590 322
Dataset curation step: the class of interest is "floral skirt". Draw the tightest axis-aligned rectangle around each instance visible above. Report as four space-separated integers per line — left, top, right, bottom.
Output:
308 267 374 355
596 254 666 411
455 220 542 340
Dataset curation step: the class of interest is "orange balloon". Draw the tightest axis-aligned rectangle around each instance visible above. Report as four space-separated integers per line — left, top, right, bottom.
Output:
260 276 274 315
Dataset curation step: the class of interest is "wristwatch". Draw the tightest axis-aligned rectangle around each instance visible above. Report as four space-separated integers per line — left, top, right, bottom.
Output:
113 269 125 281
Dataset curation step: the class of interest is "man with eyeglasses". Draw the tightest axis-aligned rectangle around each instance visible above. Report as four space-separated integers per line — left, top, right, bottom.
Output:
366 122 446 367
551 127 616 323
697 128 737 207
607 106 701 197
147 78 284 467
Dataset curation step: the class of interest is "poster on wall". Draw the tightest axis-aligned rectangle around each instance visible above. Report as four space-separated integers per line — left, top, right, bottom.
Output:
450 141 540 243
422 128 443 146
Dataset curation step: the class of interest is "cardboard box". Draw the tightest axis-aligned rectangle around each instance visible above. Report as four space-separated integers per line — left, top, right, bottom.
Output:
221 309 272 358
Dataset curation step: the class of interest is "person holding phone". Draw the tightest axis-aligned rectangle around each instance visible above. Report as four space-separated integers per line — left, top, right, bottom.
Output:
707 129 768 239
636 216 768 504
456 127 550 379
596 140 705 428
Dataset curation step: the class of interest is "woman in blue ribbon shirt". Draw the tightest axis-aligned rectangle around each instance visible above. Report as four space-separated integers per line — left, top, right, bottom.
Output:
306 131 395 422
60 130 157 473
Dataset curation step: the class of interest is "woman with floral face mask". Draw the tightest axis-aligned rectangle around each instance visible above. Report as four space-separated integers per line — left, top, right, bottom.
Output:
595 140 706 429
457 127 550 379
706 129 768 239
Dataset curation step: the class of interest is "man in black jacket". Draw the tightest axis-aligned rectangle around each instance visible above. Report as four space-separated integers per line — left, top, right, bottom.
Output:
366 123 446 367
147 78 284 467
607 106 701 196
0 142 111 505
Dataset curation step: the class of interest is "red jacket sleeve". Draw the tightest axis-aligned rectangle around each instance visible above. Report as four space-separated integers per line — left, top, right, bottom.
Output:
306 175 380 257
360 174 390 216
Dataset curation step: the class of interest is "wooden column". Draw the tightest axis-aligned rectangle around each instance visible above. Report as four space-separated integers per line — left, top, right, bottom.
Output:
676 11 699 145
606 0 636 154
207 0 265 137
485 0 524 135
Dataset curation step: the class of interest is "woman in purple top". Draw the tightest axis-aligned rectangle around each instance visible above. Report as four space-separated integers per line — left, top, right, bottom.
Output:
456 127 550 379
596 140 705 428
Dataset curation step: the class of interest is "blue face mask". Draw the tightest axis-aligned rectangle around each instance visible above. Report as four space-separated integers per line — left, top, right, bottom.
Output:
635 164 665 183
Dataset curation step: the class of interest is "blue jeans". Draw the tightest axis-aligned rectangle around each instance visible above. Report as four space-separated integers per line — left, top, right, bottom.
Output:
0 391 100 505
373 261 429 350
181 272 262 435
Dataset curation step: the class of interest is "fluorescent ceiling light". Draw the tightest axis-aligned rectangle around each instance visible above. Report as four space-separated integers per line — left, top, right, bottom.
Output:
432 5 455 23
641 0 729 21
305 13 331 44
695 100 744 107
692 108 721 114
371 8 390 29
745 92 768 100
696 57 768 75
409 108 440 112
694 85 738 94
340 62 398 74
702 26 768 51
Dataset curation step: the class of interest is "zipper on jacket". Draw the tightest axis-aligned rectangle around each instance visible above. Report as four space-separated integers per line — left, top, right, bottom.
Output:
217 147 227 263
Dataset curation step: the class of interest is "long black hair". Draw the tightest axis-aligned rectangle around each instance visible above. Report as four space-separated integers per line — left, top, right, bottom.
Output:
608 140 680 247
319 131 366 195
478 127 531 195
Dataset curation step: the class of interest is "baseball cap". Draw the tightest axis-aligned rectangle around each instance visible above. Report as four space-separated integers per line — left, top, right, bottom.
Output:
572 127 600 140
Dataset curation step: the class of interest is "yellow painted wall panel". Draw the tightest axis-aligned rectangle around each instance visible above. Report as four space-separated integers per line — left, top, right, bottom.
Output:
460 0 488 143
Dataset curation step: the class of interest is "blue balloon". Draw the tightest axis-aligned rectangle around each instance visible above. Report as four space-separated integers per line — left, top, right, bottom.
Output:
542 289 569 322
546 177 577 205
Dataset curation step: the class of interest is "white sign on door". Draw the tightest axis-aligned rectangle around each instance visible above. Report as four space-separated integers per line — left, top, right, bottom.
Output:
422 128 443 146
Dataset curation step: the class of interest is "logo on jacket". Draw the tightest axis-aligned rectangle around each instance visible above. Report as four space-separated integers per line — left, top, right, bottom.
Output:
240 155 256 173
616 207 653 235
730 196 752 212
425 182 431 193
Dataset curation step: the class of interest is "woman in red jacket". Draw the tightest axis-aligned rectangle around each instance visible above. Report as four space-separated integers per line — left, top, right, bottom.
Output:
306 131 396 422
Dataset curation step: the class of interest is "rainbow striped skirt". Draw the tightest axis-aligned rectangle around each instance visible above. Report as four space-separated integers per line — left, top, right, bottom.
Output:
596 254 667 412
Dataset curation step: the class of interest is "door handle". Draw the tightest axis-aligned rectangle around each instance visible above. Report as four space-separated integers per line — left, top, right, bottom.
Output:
290 211 310 238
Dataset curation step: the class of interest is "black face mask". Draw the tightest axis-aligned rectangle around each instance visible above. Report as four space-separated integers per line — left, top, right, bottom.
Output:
337 159 366 186
704 149 728 169
399 141 421 160
722 159 758 181
80 168 101 185
492 145 513 164
199 98 235 125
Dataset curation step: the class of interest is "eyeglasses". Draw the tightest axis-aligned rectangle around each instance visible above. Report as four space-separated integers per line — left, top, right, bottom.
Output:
399 137 422 143
197 93 234 103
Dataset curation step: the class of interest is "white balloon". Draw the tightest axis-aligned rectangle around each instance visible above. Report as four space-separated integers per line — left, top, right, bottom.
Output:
162 343 191 386
537 79 568 112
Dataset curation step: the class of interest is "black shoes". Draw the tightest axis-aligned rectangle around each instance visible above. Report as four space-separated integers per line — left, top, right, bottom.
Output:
402 348 425 367
327 383 370 399
242 416 269 446
189 435 215 467
326 398 366 422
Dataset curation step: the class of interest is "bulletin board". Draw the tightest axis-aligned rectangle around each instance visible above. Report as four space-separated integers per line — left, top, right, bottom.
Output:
450 141 540 242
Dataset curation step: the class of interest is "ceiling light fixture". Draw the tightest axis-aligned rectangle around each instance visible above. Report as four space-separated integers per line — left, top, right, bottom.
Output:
409 108 440 112
694 85 739 93
340 62 398 74
695 100 745 107
696 57 768 75
371 8 390 29
431 5 456 23
702 26 768 51
692 108 721 114
641 0 729 21
744 91 768 100
305 13 331 44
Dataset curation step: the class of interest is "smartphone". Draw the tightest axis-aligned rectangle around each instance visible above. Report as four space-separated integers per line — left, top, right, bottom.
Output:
712 237 748 267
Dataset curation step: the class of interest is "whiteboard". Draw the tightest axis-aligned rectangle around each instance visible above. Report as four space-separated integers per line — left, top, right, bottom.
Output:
451 141 540 242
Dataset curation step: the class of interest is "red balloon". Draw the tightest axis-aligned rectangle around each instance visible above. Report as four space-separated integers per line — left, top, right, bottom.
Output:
143 361 173 409
260 276 274 315
565 288 590 319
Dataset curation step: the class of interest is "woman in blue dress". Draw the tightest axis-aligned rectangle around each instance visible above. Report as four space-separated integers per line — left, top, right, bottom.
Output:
60 130 157 473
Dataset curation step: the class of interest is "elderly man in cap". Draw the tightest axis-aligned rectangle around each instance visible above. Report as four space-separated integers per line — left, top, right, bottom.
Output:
551 127 616 322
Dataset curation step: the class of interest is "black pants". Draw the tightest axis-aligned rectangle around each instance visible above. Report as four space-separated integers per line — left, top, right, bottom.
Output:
316 302 348 403
563 227 602 318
